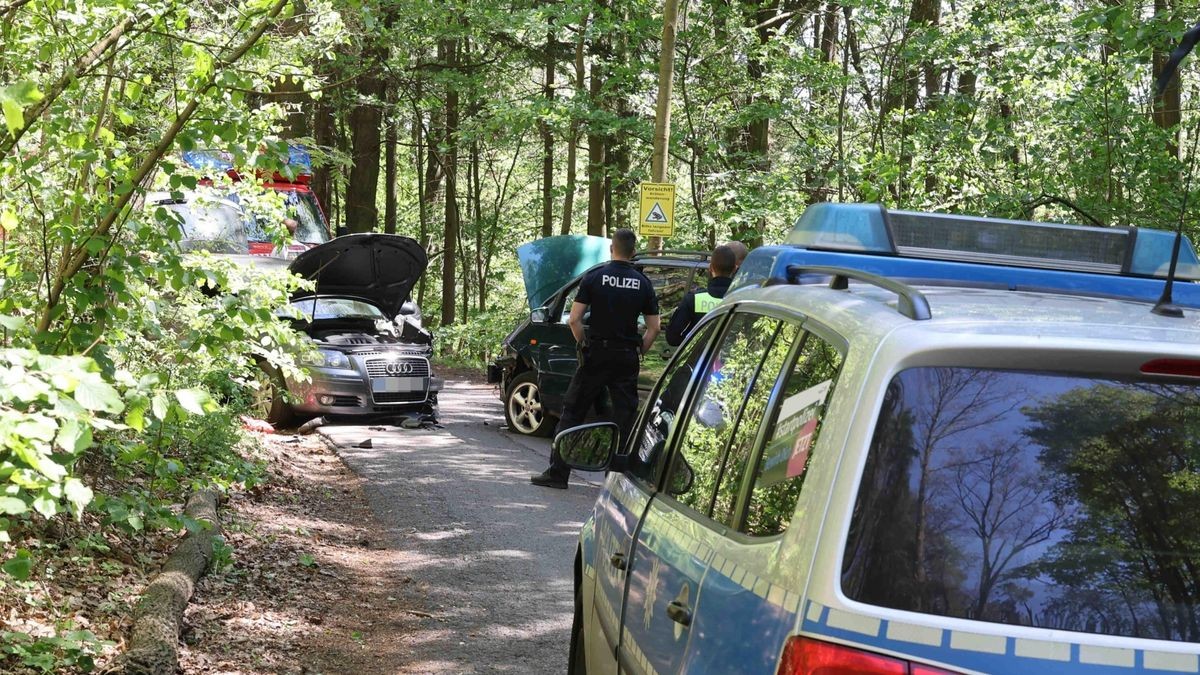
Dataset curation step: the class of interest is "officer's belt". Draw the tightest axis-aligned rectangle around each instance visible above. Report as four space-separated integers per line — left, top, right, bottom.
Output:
589 339 638 350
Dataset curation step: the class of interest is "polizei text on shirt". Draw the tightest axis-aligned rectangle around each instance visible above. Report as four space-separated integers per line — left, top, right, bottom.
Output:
601 275 641 289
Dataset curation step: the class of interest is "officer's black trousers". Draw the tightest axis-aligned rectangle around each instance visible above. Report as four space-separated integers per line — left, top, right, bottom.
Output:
548 346 640 477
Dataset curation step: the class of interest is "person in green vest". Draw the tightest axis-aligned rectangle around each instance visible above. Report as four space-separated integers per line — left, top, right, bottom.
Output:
666 244 737 347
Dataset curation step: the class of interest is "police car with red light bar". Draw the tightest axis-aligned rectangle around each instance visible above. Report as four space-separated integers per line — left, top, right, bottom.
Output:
553 202 1200 675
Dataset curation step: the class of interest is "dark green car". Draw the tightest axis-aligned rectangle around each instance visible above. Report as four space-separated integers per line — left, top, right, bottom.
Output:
488 236 710 436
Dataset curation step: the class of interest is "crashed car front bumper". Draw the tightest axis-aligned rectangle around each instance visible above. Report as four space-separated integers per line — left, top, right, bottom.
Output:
488 353 517 386
288 355 444 416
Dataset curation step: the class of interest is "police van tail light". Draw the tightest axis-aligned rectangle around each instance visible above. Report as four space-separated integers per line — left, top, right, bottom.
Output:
1141 358 1200 377
776 636 961 675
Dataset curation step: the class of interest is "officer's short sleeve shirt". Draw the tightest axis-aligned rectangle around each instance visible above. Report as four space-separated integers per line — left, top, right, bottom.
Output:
576 261 658 345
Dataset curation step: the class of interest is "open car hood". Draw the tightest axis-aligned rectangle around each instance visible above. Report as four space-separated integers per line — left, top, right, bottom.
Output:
517 235 610 310
288 234 428 318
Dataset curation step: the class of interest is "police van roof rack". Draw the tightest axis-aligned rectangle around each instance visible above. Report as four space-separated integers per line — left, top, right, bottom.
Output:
785 264 932 321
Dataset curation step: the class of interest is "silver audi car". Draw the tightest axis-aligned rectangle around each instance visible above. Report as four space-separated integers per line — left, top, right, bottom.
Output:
259 233 443 425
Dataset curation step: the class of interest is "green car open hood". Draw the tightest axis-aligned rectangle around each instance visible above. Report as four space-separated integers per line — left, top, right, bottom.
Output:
516 235 610 311
289 234 428 319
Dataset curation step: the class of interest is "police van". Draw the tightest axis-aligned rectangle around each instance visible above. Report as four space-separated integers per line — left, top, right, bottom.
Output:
555 202 1200 674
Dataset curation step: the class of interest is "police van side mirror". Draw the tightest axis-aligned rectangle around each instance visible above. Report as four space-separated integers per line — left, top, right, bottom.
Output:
531 307 549 323
554 422 619 471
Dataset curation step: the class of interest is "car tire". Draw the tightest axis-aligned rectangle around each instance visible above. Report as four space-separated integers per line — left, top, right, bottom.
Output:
254 365 295 428
568 583 587 675
504 371 556 437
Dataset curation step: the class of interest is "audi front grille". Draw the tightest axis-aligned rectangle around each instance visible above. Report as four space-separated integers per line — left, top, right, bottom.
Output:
365 357 432 379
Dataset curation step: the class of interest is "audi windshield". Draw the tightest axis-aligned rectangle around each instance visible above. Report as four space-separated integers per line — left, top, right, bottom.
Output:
290 297 385 321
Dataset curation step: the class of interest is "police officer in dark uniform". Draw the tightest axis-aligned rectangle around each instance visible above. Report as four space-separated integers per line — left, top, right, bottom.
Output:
665 244 736 347
531 228 660 489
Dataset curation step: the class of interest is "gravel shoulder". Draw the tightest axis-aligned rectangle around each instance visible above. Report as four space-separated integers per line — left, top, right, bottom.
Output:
178 433 416 674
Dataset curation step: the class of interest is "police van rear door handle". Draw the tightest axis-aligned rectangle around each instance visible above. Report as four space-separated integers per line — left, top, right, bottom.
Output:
666 600 692 626
610 552 628 570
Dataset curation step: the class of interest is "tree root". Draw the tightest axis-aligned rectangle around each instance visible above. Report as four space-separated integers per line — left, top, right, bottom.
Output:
102 489 221 675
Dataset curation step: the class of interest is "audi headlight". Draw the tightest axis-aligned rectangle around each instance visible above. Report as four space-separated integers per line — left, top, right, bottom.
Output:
322 349 351 369
304 348 350 369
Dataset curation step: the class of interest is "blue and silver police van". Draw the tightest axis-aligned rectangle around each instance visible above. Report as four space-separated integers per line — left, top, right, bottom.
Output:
555 202 1200 675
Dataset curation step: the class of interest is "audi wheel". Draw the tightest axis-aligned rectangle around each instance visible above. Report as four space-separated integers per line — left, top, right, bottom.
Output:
504 371 556 437
252 364 294 428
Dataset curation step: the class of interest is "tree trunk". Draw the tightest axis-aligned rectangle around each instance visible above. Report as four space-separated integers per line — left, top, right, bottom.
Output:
384 89 398 235
419 96 444 310
878 0 939 198
472 138 486 312
441 38 460 326
345 48 386 233
413 100 428 308
820 2 840 64
610 1 636 238
561 14 589 235
540 24 555 238
274 75 309 139
1153 0 1181 159
106 490 220 674
312 97 336 226
585 2 608 237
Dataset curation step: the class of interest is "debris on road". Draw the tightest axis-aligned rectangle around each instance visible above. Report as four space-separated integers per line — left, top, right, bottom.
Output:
297 416 326 435
240 415 276 434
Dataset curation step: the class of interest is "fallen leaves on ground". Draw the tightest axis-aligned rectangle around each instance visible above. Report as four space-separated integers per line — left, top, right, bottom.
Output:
178 432 428 674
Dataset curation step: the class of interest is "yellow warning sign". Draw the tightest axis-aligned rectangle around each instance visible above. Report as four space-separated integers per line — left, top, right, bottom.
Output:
639 182 676 237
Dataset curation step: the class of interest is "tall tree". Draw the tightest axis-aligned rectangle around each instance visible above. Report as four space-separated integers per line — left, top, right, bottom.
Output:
561 14 589 235
586 1 609 236
345 47 386 233
441 37 461 326
540 21 556 238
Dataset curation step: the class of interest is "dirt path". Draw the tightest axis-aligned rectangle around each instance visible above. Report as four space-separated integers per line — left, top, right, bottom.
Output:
180 379 599 674
318 381 600 674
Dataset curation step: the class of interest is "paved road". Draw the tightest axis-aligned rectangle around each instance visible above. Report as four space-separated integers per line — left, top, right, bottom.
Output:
320 380 600 674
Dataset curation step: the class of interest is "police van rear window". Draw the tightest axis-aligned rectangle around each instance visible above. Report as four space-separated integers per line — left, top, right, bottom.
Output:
841 367 1200 642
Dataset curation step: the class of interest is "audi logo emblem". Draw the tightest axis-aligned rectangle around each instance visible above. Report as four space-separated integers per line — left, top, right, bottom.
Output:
384 361 415 376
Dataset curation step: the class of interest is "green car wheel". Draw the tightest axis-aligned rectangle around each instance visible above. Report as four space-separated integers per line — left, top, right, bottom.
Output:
504 371 556 437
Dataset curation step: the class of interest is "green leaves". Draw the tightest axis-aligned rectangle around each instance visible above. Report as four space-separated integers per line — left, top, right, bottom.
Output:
175 388 214 415
63 479 93 517
0 496 27 515
72 373 124 414
0 81 43 136
2 549 32 580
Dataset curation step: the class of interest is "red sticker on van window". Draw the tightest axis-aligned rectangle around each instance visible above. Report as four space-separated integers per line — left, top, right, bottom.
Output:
787 418 818 478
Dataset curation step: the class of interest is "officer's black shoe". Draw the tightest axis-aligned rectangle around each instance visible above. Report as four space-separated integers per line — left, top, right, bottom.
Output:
530 470 569 489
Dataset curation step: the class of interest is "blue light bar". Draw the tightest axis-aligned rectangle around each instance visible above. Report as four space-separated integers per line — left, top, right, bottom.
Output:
733 203 1200 309
181 145 314 175
732 247 1200 309
785 203 894 252
780 203 1200 280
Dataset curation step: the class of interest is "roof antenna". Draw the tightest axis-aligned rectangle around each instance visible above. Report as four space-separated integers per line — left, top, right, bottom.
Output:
1151 21 1200 318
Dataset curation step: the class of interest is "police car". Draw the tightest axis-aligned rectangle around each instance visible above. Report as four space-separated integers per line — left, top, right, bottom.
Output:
554 202 1200 674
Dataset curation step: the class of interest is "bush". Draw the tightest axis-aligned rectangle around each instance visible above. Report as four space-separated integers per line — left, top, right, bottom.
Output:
434 309 523 370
